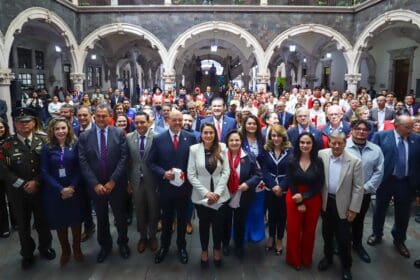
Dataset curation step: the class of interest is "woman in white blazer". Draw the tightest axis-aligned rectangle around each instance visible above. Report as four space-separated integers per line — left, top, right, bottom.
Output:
187 123 230 268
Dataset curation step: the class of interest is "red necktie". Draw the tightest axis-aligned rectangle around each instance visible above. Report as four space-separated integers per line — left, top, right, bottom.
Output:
216 120 221 141
173 134 179 150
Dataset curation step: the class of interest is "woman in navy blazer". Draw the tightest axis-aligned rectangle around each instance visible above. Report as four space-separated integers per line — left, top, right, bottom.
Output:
222 130 261 259
258 124 292 255
240 115 266 245
40 118 83 266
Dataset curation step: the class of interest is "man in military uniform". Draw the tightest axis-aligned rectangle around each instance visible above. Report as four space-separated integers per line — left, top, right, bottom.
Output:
0 107 55 269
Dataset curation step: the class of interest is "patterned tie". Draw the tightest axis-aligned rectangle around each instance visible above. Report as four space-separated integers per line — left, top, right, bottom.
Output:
173 134 179 150
395 137 406 179
100 129 107 178
215 120 222 141
139 135 145 158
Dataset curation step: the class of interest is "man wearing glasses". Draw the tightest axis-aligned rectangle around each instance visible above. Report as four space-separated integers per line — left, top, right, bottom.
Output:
345 120 384 263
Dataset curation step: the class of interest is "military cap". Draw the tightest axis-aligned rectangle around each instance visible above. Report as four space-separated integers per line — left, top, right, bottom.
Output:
12 107 37 122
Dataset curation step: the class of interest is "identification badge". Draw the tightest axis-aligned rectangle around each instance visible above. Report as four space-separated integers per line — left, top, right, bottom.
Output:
13 178 25 188
59 168 67 178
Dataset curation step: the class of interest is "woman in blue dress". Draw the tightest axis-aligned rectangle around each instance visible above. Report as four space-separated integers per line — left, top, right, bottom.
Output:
239 115 266 244
258 124 292 256
41 117 83 266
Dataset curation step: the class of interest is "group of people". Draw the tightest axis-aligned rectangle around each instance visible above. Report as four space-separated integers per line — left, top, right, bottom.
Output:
0 84 420 280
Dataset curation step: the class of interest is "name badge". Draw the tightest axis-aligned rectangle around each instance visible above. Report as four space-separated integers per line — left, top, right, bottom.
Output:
59 168 67 178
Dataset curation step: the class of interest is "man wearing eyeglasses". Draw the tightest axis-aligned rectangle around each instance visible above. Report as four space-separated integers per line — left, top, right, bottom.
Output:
367 115 420 260
321 105 351 148
345 120 384 263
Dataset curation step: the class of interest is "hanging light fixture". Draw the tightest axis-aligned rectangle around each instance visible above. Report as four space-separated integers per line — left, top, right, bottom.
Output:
211 39 218 52
289 45 296 52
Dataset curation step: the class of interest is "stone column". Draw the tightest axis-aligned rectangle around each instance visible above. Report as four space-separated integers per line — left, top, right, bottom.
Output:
70 72 85 92
256 72 270 92
164 0 171 5
344 73 361 94
111 0 118 6
0 68 15 130
71 0 79 5
162 72 175 91
260 0 268 5
242 74 251 91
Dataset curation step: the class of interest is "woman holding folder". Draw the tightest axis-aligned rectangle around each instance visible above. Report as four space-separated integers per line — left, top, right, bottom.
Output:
187 123 230 268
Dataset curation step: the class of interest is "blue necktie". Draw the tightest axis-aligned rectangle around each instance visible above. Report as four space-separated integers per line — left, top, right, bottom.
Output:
139 135 145 158
100 129 107 179
395 137 406 179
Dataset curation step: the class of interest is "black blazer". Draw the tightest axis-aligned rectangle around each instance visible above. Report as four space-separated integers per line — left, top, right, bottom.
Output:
148 130 197 198
78 126 128 190
236 152 261 207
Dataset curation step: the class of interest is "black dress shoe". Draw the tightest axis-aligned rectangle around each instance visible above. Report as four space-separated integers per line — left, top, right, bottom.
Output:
222 246 230 256
342 270 352 280
21 257 35 270
97 247 111 263
119 244 130 259
154 248 167 264
200 258 209 269
367 234 382 246
414 259 420 268
393 240 410 258
39 248 56 260
0 231 10 238
353 245 371 263
178 248 189 264
318 257 332 271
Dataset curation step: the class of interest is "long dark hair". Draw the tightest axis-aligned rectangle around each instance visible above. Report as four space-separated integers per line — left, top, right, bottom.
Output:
0 118 10 141
200 122 223 168
293 132 318 161
240 114 263 143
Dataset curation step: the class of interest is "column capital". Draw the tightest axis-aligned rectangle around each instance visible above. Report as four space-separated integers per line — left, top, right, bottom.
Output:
344 73 361 85
162 73 175 90
70 72 85 83
0 68 15 86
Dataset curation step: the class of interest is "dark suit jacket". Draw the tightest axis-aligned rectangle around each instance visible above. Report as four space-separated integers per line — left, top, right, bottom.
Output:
200 115 237 142
277 111 294 129
237 151 261 207
193 115 203 132
287 126 323 153
372 130 420 190
258 149 292 192
78 126 128 190
148 130 197 198
110 95 124 108
320 121 351 148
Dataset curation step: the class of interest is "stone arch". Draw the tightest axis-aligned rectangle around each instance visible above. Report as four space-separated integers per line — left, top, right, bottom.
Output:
79 23 168 75
167 21 265 76
0 30 5 67
352 9 420 74
2 7 79 70
263 24 353 73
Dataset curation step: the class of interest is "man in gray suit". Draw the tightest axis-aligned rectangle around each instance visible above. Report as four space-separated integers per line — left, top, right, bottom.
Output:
127 112 159 254
317 130 364 280
369 94 395 131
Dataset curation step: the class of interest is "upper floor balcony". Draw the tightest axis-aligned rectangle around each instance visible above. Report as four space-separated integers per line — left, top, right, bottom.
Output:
72 0 367 6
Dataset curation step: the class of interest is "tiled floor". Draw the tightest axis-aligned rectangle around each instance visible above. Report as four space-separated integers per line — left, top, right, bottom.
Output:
0 206 419 279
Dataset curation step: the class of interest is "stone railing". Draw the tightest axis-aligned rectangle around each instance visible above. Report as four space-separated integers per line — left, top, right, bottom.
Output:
74 0 366 6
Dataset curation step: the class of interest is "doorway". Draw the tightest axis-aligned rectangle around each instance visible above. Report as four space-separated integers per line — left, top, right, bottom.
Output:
322 67 330 89
393 59 409 100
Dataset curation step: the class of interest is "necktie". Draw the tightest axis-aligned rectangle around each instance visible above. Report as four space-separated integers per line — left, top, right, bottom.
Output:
139 135 145 158
100 129 107 177
280 113 285 127
395 137 406 179
173 134 179 150
24 138 31 149
408 106 413 116
216 120 222 141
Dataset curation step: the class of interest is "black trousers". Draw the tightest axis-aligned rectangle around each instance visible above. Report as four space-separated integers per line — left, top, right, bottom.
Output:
321 196 352 270
265 191 286 239
222 204 249 249
352 193 371 246
160 194 188 250
8 188 52 259
195 204 225 251
0 183 12 233
80 183 94 230
92 187 128 249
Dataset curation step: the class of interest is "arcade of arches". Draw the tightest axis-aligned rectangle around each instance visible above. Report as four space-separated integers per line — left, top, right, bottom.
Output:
0 2 420 124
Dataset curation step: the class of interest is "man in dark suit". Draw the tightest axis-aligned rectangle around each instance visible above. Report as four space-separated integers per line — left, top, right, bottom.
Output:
200 97 236 143
186 101 203 131
203 86 215 108
110 89 124 108
275 101 293 129
321 105 351 148
78 103 129 263
404 94 418 116
127 112 159 253
369 94 395 131
148 110 197 264
287 107 323 152
367 115 420 258
0 108 56 269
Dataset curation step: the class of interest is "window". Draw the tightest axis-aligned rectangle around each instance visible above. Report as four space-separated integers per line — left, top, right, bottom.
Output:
86 66 102 88
35 50 44 70
87 66 93 87
95 66 102 87
18 73 33 89
36 74 45 89
17 48 32 69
